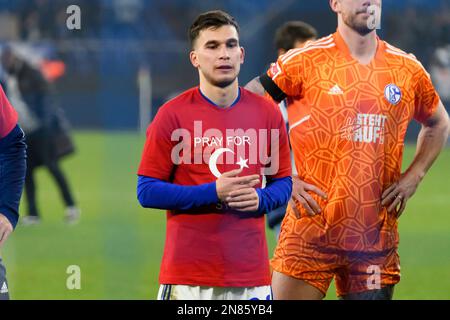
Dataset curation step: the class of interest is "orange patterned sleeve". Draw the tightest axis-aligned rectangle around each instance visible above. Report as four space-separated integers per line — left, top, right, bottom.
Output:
414 68 441 123
266 50 305 98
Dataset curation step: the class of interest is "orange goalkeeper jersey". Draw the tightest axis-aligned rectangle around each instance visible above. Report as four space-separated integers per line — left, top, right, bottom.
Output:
265 31 440 252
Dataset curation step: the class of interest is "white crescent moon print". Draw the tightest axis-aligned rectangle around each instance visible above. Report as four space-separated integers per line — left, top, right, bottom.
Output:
208 148 235 178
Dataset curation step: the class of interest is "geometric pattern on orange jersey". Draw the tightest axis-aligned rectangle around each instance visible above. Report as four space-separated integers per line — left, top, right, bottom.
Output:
268 31 440 253
271 205 401 296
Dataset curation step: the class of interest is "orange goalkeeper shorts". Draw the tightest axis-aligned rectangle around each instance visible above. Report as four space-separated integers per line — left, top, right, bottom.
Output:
271 206 401 297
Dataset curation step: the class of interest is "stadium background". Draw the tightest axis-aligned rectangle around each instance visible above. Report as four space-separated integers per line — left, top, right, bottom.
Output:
0 0 449 299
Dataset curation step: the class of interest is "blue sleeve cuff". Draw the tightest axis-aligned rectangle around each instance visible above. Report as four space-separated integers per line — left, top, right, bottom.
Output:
0 209 18 229
203 181 220 204
256 176 292 215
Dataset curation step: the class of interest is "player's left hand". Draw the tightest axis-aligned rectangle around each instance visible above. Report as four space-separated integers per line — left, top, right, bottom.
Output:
0 214 13 248
381 172 422 218
225 188 259 212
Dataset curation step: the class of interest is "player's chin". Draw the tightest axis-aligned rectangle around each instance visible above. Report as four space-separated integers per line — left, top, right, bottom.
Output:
211 76 237 88
352 23 374 35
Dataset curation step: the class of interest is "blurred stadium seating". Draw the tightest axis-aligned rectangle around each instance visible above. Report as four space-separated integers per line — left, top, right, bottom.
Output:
0 0 448 134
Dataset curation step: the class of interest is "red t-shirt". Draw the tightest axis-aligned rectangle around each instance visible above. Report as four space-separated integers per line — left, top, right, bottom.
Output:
138 87 291 287
0 85 18 139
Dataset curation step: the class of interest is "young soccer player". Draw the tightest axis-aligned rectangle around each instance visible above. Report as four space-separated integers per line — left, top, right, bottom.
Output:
0 85 27 300
247 0 450 299
137 10 292 300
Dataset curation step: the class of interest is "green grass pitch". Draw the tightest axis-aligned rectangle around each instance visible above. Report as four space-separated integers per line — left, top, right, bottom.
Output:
3 131 450 299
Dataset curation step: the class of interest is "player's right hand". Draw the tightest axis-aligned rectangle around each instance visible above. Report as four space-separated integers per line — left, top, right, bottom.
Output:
290 175 327 218
0 214 13 249
216 168 260 202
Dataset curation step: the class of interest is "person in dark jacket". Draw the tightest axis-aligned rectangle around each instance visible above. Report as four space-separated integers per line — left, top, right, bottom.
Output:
1 47 80 225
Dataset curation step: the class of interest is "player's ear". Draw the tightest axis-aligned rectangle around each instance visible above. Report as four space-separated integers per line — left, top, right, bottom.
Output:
190 50 199 68
330 0 340 13
240 46 245 65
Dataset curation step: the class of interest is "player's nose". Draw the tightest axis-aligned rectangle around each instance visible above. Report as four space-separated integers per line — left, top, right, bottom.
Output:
218 46 230 60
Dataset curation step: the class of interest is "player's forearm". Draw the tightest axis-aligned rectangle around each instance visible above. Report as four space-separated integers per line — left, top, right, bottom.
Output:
0 125 26 229
256 176 292 215
244 76 265 96
137 176 219 210
406 115 450 181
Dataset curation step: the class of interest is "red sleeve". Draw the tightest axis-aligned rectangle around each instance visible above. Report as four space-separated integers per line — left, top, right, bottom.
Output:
0 85 18 139
264 100 291 179
137 105 177 181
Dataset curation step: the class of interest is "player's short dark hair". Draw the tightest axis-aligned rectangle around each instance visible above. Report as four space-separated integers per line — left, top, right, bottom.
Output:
189 10 240 49
274 21 318 51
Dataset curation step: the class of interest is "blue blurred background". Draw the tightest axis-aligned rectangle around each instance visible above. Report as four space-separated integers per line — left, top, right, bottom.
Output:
0 0 448 133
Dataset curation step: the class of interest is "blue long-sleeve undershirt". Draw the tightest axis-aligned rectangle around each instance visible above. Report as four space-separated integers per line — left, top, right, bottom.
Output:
137 176 219 210
0 125 27 228
137 175 292 215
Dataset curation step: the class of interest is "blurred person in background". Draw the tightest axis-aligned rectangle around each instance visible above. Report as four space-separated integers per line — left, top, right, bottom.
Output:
267 21 318 239
1 47 80 225
0 84 26 300
430 46 450 110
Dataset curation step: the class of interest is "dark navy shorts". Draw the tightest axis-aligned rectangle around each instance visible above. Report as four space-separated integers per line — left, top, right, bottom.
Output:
0 258 10 300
